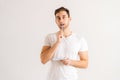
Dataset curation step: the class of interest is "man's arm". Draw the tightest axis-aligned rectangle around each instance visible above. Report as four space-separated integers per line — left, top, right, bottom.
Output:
71 51 88 68
40 41 60 64
40 31 64 64
60 51 88 68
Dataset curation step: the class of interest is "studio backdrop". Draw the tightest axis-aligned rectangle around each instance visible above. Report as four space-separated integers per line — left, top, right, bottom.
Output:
0 0 120 80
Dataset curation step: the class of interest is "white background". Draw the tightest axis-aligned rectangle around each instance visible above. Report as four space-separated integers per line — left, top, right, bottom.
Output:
0 0 120 80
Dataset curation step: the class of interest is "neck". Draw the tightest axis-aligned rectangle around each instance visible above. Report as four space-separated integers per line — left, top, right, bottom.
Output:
63 27 72 37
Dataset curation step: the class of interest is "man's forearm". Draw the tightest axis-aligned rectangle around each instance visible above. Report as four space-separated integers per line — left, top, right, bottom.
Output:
70 60 88 68
41 41 60 64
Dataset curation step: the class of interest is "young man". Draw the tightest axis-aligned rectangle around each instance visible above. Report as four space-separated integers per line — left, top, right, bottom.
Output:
40 7 88 80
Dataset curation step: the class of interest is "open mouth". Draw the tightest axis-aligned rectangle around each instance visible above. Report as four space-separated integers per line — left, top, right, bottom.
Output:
60 24 64 29
60 24 64 27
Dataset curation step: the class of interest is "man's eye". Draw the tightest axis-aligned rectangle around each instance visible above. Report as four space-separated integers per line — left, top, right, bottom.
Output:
57 17 60 20
63 16 67 19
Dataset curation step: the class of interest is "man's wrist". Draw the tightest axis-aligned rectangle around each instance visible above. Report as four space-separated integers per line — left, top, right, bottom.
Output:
69 60 73 66
56 40 61 44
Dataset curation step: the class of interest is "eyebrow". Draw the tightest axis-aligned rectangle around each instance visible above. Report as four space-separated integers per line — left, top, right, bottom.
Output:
56 15 67 18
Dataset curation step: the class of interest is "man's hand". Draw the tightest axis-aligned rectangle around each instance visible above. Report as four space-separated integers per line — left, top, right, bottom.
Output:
60 58 71 65
60 51 88 68
57 28 64 43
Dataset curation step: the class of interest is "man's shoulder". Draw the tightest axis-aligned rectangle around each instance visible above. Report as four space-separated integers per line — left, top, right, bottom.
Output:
73 32 86 41
73 33 82 38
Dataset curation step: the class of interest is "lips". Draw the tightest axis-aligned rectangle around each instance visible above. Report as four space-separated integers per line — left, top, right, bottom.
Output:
60 24 64 27
60 24 64 29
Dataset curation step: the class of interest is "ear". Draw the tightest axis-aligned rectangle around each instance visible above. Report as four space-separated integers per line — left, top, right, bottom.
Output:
69 17 72 21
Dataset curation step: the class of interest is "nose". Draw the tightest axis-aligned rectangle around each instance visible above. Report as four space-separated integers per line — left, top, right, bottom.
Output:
59 18 64 23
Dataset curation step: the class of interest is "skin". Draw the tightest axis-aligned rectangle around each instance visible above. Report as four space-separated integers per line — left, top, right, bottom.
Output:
40 10 88 68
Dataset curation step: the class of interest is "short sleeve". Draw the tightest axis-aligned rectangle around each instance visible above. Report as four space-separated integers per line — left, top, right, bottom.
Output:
79 38 88 52
43 34 51 46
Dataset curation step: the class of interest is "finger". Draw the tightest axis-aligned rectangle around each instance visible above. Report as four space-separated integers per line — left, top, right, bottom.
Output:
60 30 63 36
60 35 62 38
60 60 66 64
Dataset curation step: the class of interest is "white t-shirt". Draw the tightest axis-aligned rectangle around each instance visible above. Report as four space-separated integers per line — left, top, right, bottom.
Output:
43 32 88 80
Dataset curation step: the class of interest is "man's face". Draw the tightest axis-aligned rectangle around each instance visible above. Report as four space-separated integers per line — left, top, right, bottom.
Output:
55 11 71 30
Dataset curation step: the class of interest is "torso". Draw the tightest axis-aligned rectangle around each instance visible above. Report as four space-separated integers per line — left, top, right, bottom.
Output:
47 32 83 80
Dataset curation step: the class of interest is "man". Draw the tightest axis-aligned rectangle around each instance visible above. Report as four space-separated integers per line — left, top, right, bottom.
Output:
40 7 88 80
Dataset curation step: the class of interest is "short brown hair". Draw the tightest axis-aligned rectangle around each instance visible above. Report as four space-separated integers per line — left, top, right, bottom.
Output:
54 7 70 17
